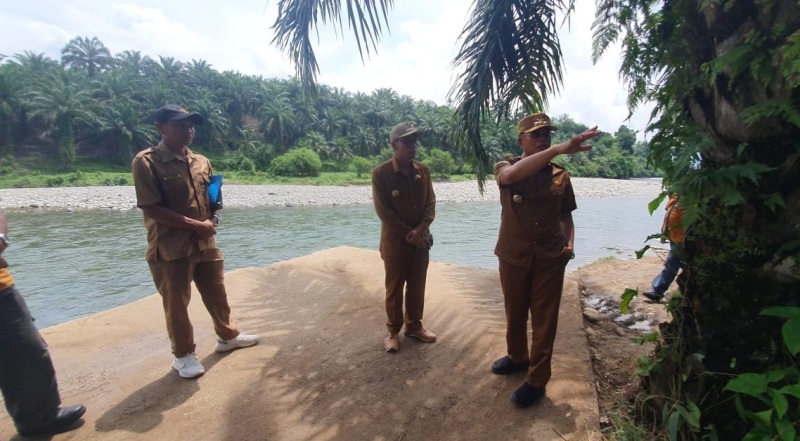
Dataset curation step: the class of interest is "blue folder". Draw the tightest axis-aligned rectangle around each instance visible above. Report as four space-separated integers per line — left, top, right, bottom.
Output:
209 175 223 206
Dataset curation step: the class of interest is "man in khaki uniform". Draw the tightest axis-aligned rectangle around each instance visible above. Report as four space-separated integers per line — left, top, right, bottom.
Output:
492 113 600 407
372 122 436 352
131 104 258 379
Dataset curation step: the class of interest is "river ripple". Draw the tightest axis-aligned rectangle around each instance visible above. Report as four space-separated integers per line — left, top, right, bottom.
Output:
6 197 662 327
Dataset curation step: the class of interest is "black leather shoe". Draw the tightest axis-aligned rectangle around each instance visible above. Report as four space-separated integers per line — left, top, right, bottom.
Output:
510 383 545 408
491 356 529 375
642 290 664 302
18 404 86 437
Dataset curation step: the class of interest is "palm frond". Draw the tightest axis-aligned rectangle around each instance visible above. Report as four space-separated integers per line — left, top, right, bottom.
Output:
448 0 569 189
271 0 395 96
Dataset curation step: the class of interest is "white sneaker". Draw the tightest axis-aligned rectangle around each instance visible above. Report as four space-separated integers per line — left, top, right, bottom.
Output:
172 353 205 379
215 333 259 353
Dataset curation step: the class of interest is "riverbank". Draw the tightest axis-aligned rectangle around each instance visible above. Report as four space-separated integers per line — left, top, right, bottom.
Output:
0 178 663 211
0 246 607 440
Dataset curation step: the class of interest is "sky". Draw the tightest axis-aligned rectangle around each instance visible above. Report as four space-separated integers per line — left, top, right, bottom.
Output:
0 0 654 140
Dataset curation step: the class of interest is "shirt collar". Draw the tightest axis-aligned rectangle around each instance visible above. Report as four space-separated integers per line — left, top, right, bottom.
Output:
155 141 194 162
391 157 420 177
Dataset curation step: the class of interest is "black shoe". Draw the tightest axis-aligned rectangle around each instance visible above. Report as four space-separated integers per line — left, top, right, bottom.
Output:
510 383 545 408
491 356 529 375
18 404 86 437
642 290 664 302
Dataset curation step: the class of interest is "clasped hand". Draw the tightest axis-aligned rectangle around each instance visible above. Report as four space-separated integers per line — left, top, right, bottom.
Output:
405 229 423 246
194 219 217 240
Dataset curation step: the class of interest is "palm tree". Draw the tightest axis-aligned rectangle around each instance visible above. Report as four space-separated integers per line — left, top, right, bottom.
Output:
61 36 115 78
150 56 186 85
0 66 20 151
236 128 264 158
349 126 377 157
95 101 156 163
186 59 220 90
188 90 230 152
25 71 98 165
259 92 299 149
92 70 138 104
328 137 354 162
115 50 156 78
272 1 800 439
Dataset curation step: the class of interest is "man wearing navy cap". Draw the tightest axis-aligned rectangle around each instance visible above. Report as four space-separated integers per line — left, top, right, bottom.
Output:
131 104 259 379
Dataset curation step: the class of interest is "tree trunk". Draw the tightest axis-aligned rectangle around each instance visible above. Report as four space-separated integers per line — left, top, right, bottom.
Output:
646 0 800 437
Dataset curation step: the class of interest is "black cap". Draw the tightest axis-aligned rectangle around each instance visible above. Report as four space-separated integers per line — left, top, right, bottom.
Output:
154 104 204 125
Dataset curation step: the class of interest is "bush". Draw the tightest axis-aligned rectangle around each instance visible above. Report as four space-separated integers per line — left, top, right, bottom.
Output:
102 176 129 186
426 148 455 179
252 145 275 171
269 148 322 177
235 156 257 173
0 156 15 176
351 156 373 178
46 177 65 187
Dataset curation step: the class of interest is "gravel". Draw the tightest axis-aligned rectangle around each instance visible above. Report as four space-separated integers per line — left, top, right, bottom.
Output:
0 178 663 211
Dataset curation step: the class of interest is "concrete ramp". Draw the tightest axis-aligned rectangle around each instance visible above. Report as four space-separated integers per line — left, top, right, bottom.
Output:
0 247 599 440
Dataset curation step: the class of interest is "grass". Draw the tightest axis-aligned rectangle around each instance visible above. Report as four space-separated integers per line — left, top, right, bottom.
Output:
0 155 476 189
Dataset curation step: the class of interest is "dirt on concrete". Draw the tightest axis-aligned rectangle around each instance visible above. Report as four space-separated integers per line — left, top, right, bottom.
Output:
577 252 673 429
0 247 671 441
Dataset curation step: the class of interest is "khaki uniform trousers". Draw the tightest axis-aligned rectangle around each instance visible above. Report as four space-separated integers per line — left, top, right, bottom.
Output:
499 258 566 388
383 249 429 334
149 250 239 357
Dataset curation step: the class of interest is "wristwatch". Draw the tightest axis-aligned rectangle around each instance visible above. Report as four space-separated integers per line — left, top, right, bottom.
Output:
0 233 9 245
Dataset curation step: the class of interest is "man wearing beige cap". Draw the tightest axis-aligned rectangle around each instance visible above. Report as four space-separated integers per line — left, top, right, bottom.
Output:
491 112 600 407
371 122 437 352
131 104 259 379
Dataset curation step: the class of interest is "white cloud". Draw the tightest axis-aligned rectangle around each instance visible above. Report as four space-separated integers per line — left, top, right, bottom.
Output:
0 0 652 138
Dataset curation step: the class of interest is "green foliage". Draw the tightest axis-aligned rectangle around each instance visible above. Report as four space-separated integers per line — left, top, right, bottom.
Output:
721 309 800 441
665 401 702 440
0 156 15 176
425 148 456 179
592 0 800 438
351 156 373 178
101 176 129 186
620 288 638 314
269 148 322 177
235 156 257 174
251 144 276 171
0 36 658 183
760 307 800 356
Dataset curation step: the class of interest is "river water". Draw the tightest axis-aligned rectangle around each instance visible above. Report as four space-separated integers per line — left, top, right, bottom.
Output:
6 196 662 328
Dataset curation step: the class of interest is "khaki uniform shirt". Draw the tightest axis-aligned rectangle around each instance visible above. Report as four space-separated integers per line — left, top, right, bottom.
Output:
372 157 436 257
131 141 218 262
494 159 577 268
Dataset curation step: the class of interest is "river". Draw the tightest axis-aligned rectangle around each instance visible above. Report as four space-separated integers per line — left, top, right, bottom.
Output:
6 196 663 327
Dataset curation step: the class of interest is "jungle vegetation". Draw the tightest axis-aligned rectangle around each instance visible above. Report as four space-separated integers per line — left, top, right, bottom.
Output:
270 0 799 439
0 35 653 187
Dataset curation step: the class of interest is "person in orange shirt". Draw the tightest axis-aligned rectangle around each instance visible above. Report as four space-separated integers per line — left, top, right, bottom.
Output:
642 194 685 302
491 113 600 408
0 207 86 437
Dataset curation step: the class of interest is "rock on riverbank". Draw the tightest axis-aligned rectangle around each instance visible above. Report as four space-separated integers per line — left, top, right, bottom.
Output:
0 178 663 211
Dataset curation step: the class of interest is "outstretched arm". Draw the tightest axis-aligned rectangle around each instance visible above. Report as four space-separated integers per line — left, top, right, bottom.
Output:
496 127 601 185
